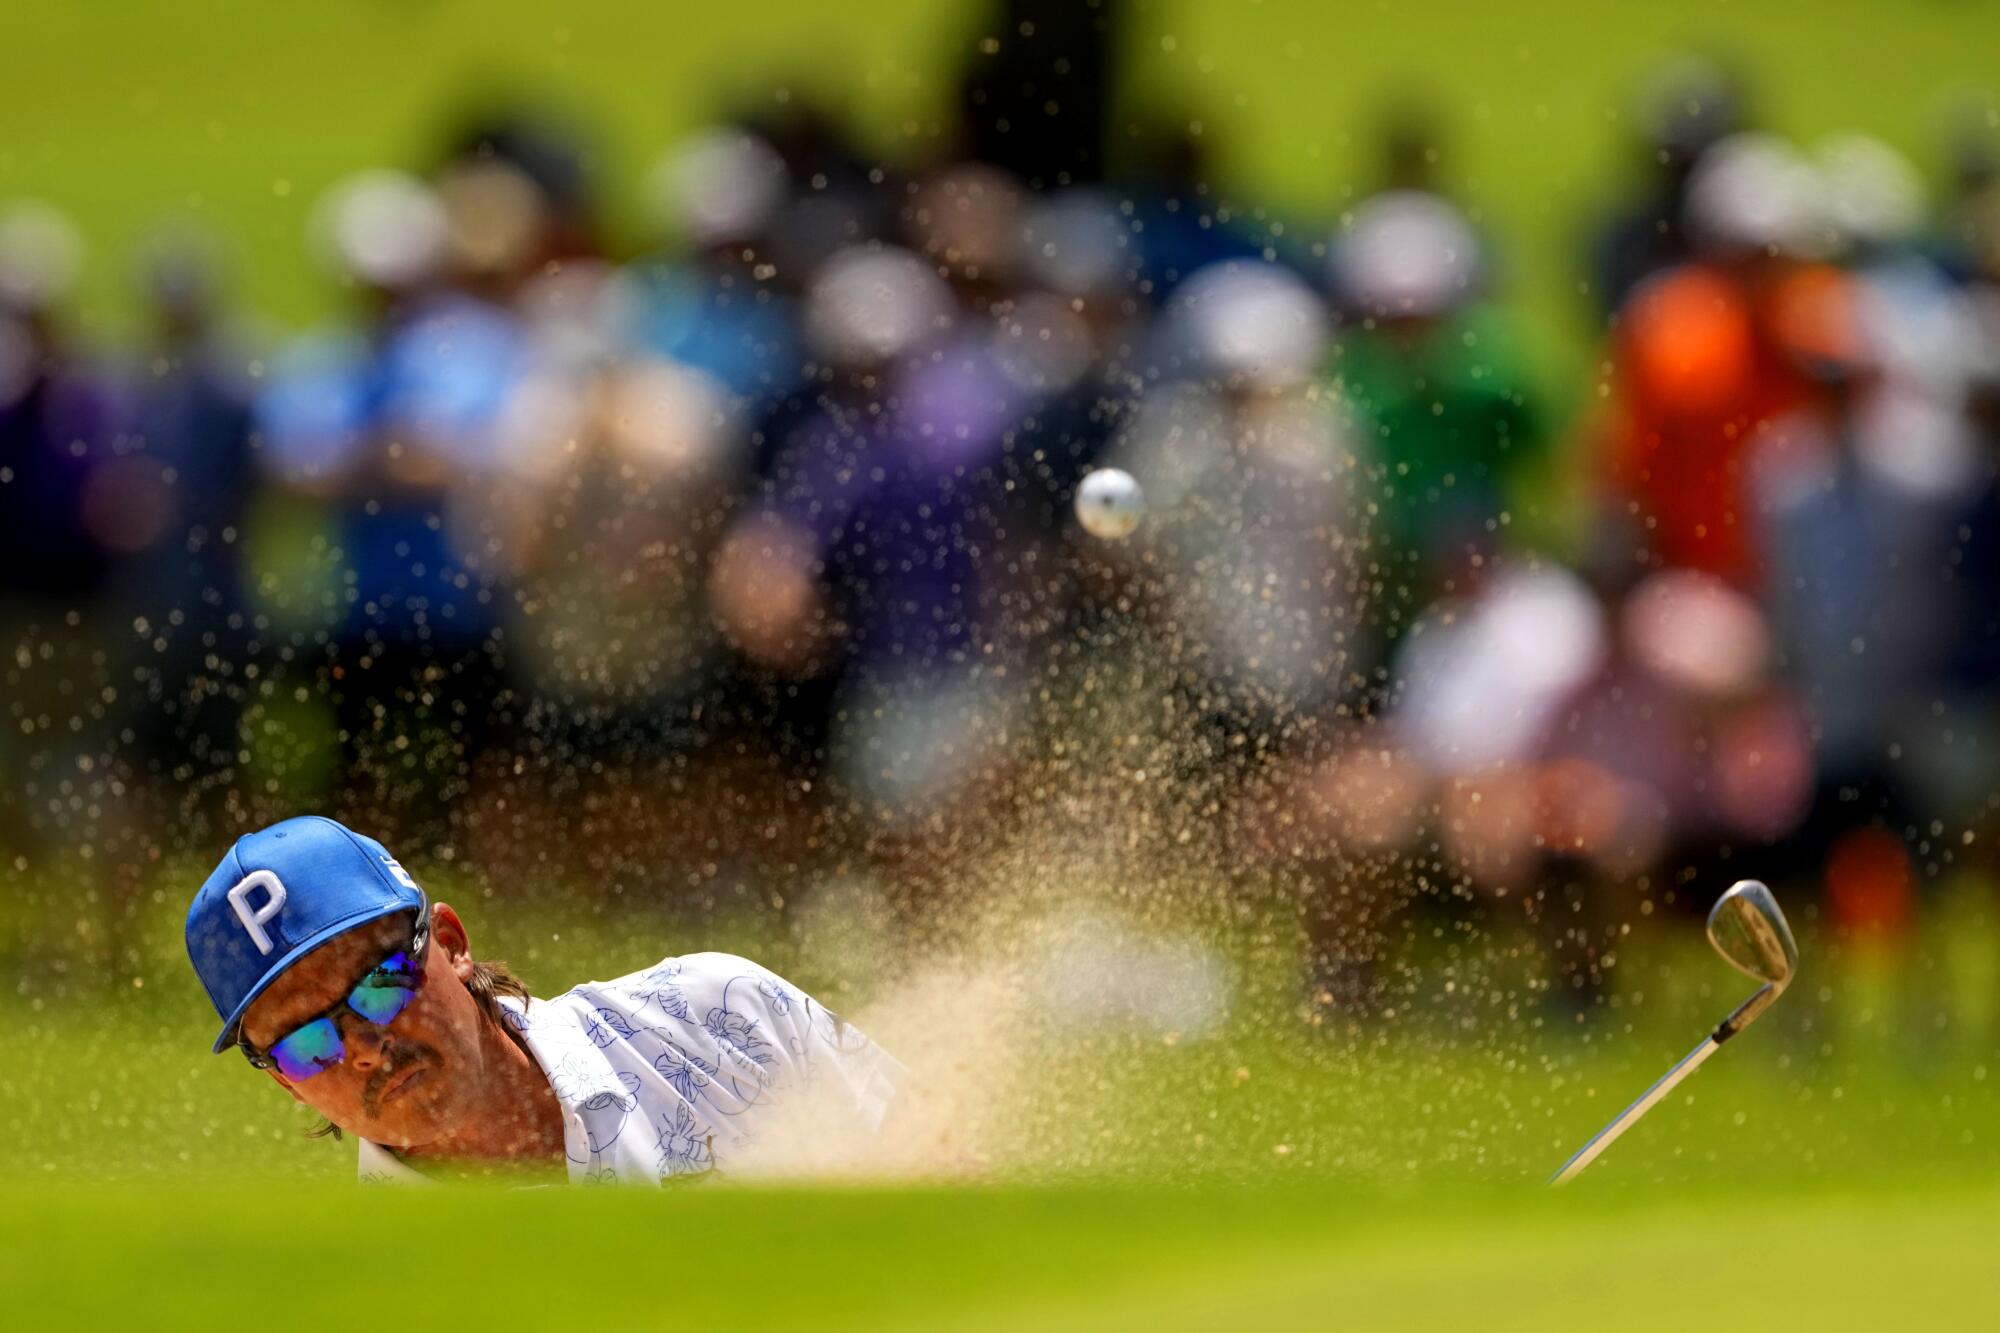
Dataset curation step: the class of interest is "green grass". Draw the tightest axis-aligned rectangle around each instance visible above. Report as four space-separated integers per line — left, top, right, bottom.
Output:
4 1176 1996 1328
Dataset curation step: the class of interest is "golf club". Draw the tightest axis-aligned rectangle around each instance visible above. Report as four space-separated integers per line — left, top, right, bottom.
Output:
1549 879 1798 1184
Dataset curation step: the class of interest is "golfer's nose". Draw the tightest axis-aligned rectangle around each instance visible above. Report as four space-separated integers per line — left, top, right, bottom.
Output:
341 1017 388 1070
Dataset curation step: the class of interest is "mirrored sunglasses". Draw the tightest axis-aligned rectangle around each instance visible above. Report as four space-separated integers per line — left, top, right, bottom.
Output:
241 939 425 1082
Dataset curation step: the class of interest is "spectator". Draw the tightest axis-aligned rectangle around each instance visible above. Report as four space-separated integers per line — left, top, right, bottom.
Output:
110 231 258 811
0 202 128 851
255 171 524 844
1591 133 1845 589
1326 190 1547 644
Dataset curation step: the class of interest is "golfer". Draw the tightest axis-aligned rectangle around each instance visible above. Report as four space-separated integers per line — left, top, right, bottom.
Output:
185 815 904 1184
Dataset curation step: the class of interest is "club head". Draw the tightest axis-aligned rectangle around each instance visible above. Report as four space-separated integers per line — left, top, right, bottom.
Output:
1706 880 1799 990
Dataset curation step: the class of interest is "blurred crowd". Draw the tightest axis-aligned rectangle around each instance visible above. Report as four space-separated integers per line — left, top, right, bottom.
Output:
7 24 2000 1002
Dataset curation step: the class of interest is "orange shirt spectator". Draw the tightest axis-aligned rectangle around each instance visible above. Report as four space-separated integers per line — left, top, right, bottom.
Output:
1599 261 1854 587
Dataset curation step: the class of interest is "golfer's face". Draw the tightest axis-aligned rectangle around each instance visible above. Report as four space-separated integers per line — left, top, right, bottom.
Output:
240 914 483 1149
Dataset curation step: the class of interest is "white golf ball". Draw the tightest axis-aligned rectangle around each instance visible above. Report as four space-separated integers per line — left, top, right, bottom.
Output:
1074 467 1144 540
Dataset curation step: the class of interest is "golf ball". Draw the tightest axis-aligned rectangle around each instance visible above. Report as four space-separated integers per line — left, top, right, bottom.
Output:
1075 467 1144 540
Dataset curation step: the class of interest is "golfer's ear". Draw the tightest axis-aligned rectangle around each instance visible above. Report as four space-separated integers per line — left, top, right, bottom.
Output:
431 902 475 981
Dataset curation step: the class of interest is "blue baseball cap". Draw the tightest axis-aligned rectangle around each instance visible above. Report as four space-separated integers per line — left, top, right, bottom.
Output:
186 816 426 1054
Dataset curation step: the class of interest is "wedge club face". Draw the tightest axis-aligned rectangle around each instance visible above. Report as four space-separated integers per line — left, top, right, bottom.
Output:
1552 879 1800 1183
1706 880 1798 990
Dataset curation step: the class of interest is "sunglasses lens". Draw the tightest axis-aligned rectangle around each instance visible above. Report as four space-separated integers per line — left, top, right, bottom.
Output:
270 1018 343 1081
348 950 419 1026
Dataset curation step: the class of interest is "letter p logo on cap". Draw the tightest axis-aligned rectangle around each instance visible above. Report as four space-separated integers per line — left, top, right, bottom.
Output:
226 870 288 956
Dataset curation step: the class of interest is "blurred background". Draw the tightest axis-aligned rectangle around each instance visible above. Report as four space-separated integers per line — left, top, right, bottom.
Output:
6 0 2000 1186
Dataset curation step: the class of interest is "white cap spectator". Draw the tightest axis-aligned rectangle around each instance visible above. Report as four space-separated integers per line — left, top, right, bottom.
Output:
649 126 788 249
1170 260 1329 389
1684 132 1829 259
311 169 449 291
1330 189 1482 319
803 243 953 365
1393 565 1608 774
0 200 84 313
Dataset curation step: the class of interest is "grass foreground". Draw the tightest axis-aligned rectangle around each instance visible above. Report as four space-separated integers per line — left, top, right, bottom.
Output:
2 1174 1993 1328
7 882 1999 1325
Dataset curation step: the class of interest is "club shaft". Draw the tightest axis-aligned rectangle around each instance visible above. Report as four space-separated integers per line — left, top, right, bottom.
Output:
1548 1035 1719 1185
